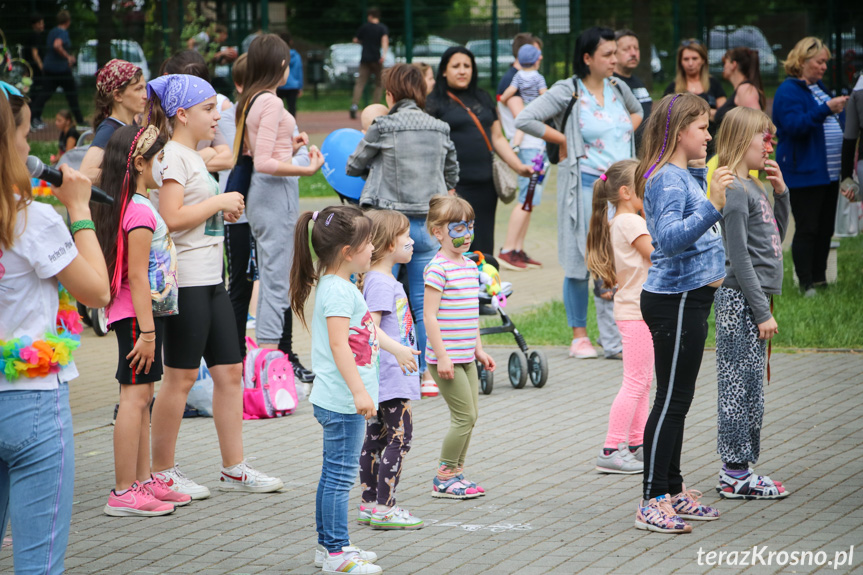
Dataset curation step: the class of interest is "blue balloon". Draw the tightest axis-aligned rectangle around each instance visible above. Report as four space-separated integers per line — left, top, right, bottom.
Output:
320 128 366 201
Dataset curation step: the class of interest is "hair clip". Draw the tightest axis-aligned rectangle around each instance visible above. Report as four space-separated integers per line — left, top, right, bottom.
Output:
325 213 334 226
599 173 607 181
644 94 680 179
312 211 319 222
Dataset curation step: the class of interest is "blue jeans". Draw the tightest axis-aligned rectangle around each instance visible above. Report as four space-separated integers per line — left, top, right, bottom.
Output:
0 383 74 575
393 216 440 374
314 405 366 553
562 172 600 330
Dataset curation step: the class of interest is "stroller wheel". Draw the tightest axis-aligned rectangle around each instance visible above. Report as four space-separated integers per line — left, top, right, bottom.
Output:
78 302 93 327
91 308 109 337
508 352 528 389
478 361 494 394
528 350 549 388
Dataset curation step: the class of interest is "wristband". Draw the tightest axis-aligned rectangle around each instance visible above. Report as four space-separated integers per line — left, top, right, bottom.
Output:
139 329 156 334
71 219 96 235
139 335 156 343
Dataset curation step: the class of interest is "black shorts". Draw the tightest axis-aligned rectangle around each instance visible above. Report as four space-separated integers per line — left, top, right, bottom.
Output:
114 317 166 385
163 283 242 369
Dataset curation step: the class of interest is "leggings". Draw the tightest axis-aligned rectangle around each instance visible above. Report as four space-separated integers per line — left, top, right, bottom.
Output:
359 398 414 507
640 285 716 500
788 181 839 287
604 319 654 448
714 286 767 466
429 362 479 469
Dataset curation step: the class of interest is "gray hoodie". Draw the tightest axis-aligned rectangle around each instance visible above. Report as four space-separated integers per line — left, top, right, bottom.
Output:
721 177 790 324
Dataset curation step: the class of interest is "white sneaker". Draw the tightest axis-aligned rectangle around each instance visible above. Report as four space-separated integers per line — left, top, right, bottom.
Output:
315 544 378 569
153 465 211 500
370 506 424 530
421 378 439 398
218 460 284 493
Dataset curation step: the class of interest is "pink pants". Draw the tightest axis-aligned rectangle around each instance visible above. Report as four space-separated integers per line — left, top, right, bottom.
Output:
604 319 654 448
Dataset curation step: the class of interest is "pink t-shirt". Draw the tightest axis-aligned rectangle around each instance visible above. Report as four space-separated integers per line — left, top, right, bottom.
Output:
245 92 296 174
610 213 651 321
106 195 179 325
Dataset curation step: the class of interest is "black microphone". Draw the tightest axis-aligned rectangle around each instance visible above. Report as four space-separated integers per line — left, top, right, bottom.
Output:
26 156 114 205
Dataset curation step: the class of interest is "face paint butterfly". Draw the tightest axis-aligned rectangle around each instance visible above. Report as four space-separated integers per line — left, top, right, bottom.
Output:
448 220 475 248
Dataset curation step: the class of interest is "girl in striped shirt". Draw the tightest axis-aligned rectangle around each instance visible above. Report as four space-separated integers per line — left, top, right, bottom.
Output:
423 196 497 499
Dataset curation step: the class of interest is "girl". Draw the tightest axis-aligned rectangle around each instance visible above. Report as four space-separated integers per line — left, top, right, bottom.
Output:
243 34 323 383
633 93 733 533
79 59 147 181
96 124 191 516
147 74 282 499
713 107 790 500
423 195 496 499
1 82 110 573
54 109 79 160
714 47 766 127
289 206 382 574
357 210 424 530
585 159 653 475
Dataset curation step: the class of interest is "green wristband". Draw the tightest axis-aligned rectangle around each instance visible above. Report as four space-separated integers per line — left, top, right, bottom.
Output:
70 219 95 235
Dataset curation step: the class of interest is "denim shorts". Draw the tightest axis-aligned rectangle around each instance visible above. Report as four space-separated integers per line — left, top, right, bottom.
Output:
517 147 548 206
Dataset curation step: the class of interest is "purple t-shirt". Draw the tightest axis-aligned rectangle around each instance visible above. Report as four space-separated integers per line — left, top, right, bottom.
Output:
362 271 420 402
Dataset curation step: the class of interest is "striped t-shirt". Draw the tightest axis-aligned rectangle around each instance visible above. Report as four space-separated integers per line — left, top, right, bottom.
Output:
424 253 480 364
808 83 843 181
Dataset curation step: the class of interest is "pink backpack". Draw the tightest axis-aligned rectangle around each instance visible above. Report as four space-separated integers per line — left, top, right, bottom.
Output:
242 337 300 419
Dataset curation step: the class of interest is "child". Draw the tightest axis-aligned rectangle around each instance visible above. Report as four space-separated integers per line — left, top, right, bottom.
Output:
361 103 389 133
357 210 424 530
95 124 190 516
147 74 282 499
500 44 547 150
423 196 497 499
633 93 734 533
54 109 79 161
289 206 386 574
713 107 790 500
586 159 654 475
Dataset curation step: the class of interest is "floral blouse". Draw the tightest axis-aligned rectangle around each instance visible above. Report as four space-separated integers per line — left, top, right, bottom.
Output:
577 78 634 175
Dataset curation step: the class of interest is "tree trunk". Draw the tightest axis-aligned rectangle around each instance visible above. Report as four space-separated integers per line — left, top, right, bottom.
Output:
96 0 113 68
632 0 652 91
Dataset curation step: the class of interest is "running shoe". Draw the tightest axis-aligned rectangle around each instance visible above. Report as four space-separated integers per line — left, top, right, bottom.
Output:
498 250 527 271
153 465 211 500
370 506 424 530
218 460 284 493
596 443 643 475
629 446 644 462
517 250 542 268
104 481 175 517
634 494 692 534
315 544 378 569
141 474 192 506
717 468 788 500
671 488 720 520
569 337 598 359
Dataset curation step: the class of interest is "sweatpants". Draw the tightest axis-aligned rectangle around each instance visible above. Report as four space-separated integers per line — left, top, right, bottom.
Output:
359 398 414 507
640 285 716 500
246 172 299 347
594 294 622 357
429 362 479 470
714 286 767 466
604 319 653 448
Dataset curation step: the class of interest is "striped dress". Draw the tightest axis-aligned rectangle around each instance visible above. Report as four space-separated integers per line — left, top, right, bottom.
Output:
423 253 480 364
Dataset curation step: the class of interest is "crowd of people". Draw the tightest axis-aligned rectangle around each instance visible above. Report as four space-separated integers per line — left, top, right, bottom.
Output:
0 9 858 573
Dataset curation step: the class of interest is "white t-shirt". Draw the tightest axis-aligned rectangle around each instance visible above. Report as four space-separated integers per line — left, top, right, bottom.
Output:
0 201 79 391
151 141 224 287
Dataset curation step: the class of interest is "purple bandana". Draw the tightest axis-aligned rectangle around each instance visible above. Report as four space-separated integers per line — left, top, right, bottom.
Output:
147 74 216 118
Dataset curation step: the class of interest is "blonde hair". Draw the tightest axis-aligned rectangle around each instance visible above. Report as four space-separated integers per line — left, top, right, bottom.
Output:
636 93 710 198
674 40 710 94
715 106 775 177
586 160 639 288
426 195 475 236
0 94 33 249
367 209 410 266
783 37 831 78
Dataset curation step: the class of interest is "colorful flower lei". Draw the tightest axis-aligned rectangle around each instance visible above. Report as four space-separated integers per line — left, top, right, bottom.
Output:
0 285 83 381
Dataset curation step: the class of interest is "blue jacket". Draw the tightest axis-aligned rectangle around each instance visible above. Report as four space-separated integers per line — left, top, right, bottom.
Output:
643 164 725 294
281 49 303 90
772 77 845 188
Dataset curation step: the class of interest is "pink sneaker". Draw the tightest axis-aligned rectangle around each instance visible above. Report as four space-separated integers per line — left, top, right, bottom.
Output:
142 475 192 507
569 337 598 359
104 481 175 517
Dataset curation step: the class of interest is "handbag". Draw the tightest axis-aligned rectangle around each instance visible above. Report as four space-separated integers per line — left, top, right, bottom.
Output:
546 76 578 165
224 92 266 199
447 91 518 204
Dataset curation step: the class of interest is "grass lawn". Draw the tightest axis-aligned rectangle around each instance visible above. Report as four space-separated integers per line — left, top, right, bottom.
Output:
483 234 863 350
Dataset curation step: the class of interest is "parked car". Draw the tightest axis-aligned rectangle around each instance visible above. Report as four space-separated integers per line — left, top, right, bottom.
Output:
76 39 151 81
393 35 459 71
466 39 513 79
707 25 778 77
324 43 395 88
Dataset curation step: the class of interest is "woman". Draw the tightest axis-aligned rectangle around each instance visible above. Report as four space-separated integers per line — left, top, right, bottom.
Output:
715 47 766 127
516 26 643 360
426 46 532 256
243 34 323 380
772 37 848 296
0 81 110 574
347 62 459 397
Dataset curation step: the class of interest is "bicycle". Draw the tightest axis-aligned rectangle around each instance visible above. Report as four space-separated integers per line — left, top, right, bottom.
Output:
0 28 34 94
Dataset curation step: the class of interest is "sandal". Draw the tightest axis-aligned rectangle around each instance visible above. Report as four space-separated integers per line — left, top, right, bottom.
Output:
431 476 480 499
455 471 485 496
717 469 789 500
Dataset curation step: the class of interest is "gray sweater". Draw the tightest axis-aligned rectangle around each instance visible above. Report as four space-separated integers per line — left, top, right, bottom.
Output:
720 177 790 324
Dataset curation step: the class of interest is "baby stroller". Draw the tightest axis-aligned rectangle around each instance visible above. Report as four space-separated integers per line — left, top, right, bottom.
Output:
468 253 549 394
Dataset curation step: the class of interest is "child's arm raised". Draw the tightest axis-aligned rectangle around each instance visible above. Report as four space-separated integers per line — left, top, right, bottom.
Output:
423 285 453 380
764 159 791 242
327 316 376 419
370 311 420 374
126 228 158 374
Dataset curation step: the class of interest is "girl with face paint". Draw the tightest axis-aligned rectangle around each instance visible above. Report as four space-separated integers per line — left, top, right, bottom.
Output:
94 124 190 515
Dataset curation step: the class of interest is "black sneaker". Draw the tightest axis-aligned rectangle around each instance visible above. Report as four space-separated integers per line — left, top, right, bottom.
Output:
349 104 359 119
290 356 315 383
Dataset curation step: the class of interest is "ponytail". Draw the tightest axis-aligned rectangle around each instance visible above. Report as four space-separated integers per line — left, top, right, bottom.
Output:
586 176 616 289
290 211 317 328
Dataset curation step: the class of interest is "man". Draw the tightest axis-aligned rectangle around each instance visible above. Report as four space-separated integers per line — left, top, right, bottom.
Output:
30 10 84 130
613 29 652 151
24 14 45 103
350 7 388 119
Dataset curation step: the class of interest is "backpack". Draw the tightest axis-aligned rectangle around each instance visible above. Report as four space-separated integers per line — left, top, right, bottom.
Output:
242 337 300 419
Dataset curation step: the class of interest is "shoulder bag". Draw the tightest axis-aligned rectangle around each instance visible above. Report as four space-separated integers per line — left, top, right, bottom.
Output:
224 91 266 199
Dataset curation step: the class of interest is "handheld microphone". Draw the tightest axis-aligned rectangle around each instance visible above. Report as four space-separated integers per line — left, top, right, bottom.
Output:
26 156 114 205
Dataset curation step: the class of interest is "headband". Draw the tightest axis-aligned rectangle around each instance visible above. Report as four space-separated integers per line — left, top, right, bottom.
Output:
96 59 141 95
644 94 680 179
146 74 216 118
